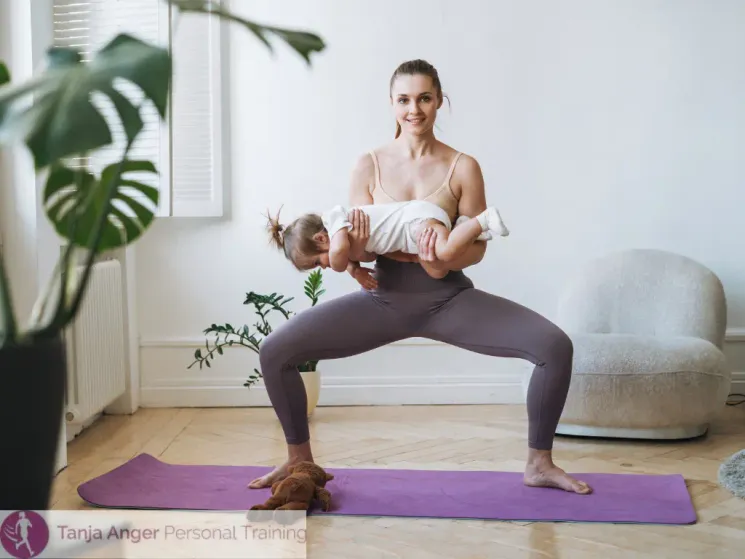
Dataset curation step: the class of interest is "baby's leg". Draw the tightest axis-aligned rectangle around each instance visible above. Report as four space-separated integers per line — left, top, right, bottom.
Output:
423 207 509 264
413 218 480 264
410 220 451 278
433 218 481 262
413 219 453 259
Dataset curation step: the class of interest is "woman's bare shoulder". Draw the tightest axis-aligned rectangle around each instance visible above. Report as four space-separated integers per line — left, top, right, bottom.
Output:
350 139 401 182
351 150 375 175
451 151 484 193
456 152 483 175
450 152 487 217
438 141 461 158
349 151 376 205
369 140 399 159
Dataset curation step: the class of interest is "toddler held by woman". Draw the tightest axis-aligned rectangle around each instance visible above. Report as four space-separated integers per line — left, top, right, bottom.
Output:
266 199 508 282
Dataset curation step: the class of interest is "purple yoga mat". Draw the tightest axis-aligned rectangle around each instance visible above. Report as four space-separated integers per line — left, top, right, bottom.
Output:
77 454 696 524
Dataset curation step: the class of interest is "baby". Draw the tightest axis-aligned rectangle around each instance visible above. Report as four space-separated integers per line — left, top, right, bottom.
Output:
266 199 509 280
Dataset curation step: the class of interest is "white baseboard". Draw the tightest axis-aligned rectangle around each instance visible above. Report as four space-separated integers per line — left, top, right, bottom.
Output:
140 373 527 408
727 328 745 342
139 372 745 408
731 372 745 395
725 328 745 396
137 330 745 408
138 337 531 408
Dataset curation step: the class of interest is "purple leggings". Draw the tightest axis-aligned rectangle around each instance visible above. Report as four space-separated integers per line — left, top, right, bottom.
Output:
259 257 573 450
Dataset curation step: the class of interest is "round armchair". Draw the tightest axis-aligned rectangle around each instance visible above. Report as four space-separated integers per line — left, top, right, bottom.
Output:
553 248 731 440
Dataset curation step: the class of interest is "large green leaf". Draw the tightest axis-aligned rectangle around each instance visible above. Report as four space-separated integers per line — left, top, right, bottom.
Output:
0 34 170 169
43 160 159 251
0 62 9 86
170 0 326 64
0 61 9 126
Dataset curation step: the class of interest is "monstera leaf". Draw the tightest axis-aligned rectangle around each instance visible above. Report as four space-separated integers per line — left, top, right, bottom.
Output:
0 61 9 126
43 160 159 251
0 34 170 169
170 0 325 64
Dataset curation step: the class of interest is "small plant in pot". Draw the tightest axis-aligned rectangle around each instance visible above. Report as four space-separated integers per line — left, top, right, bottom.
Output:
189 269 325 418
0 1 324 510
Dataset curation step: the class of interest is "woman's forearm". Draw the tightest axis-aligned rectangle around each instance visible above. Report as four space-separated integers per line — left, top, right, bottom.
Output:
382 251 419 263
440 241 486 271
384 243 485 269
346 261 360 275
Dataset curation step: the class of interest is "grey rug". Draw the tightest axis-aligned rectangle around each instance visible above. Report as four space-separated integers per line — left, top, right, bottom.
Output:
719 449 745 499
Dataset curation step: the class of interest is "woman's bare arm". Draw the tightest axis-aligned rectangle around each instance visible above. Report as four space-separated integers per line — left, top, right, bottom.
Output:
349 153 375 206
384 251 419 262
345 154 376 274
418 154 487 271
448 155 488 269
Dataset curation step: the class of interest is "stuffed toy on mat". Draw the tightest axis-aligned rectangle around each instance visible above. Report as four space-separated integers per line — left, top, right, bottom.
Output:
249 461 334 513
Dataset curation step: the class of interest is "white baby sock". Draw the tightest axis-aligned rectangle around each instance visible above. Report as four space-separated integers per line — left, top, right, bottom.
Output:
476 207 510 237
455 215 491 240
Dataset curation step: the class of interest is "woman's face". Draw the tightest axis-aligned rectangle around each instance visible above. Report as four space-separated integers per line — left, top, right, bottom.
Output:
391 74 441 137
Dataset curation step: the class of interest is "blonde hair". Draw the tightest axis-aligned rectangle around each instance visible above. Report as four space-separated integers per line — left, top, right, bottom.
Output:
265 206 326 271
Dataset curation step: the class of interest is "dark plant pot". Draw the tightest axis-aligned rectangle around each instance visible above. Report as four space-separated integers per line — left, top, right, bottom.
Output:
0 336 66 510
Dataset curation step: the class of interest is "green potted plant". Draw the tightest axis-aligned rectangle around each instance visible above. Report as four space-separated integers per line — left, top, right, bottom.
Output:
188 269 325 417
0 0 324 510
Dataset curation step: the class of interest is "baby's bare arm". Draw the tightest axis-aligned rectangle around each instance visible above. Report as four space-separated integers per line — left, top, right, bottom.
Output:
329 229 351 272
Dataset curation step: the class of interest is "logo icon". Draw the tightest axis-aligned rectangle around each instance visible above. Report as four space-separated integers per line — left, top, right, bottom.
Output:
0 511 49 559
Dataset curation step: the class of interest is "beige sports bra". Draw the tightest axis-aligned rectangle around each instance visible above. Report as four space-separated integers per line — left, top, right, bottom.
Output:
368 150 461 222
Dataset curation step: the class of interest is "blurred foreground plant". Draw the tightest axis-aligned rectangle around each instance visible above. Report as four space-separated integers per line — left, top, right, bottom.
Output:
0 0 325 349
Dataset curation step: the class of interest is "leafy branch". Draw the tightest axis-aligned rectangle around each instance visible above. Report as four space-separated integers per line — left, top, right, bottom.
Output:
188 269 325 387
169 0 325 64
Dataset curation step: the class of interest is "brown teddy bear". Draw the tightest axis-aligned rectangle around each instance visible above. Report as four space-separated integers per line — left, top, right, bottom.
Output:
249 461 334 514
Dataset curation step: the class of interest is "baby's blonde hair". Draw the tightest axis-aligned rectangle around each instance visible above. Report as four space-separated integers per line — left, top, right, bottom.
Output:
266 206 326 270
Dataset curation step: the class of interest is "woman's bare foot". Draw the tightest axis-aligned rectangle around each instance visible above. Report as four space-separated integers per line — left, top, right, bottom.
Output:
247 461 295 489
523 449 592 494
247 442 314 489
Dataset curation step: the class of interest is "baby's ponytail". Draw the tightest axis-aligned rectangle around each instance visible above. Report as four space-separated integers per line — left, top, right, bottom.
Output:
265 206 285 249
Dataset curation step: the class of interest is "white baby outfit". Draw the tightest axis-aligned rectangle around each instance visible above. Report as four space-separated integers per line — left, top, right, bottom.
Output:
321 200 456 255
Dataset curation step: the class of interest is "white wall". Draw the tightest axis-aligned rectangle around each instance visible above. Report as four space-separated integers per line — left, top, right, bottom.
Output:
137 0 745 407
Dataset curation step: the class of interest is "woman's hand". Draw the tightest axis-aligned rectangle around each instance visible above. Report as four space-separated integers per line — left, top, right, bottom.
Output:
416 227 447 271
347 208 370 261
352 266 378 290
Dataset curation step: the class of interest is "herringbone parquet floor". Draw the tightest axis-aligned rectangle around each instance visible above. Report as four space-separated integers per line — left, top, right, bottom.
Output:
52 404 745 558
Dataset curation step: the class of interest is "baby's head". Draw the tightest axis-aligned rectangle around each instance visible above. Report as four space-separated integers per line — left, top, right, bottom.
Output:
266 207 331 270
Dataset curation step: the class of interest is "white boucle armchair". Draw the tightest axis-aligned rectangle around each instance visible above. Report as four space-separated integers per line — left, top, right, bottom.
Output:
554 248 731 440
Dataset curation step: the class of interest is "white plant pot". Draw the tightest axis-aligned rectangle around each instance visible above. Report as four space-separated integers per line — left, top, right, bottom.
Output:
300 369 321 418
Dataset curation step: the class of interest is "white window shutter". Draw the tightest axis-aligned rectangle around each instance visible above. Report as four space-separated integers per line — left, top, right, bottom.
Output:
52 0 170 217
51 0 223 219
170 10 224 217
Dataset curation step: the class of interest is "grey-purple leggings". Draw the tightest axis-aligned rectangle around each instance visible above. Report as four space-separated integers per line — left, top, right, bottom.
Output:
259 257 573 451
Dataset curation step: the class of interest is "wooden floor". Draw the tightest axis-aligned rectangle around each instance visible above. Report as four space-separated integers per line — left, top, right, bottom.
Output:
52 403 745 558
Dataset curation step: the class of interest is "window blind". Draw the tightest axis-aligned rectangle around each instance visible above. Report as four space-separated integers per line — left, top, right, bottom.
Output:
51 0 224 218
170 10 223 217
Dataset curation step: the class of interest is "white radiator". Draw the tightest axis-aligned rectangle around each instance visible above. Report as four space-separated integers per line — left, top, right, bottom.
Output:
64 259 127 428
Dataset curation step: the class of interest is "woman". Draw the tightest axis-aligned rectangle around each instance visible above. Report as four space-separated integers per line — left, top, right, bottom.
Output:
249 59 591 495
